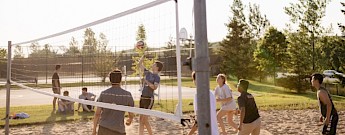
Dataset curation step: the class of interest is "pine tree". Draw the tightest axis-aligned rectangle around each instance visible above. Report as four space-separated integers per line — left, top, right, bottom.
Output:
338 2 345 33
219 0 251 80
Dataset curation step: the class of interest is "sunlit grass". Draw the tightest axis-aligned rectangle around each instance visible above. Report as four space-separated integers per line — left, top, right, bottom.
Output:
1 76 345 127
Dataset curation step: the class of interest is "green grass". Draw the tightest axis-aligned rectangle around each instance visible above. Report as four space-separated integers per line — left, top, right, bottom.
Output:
0 99 196 127
1 76 345 127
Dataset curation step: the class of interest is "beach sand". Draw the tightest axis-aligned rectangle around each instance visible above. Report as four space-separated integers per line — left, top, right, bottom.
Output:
1 109 344 135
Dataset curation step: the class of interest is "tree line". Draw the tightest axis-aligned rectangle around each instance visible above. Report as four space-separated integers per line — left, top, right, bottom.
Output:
218 0 345 92
1 0 344 92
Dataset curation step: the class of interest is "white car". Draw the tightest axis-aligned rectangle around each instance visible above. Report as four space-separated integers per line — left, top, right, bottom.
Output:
322 70 344 84
323 70 345 78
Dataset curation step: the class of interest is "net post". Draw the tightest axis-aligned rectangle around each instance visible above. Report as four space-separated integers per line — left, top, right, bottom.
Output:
194 0 211 134
174 0 183 118
5 41 12 135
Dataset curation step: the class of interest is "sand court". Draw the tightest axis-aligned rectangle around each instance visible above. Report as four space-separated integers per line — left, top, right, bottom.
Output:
2 109 343 135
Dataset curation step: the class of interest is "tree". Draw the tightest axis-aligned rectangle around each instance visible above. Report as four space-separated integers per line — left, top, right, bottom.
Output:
338 2 345 32
317 36 337 70
335 2 345 72
0 48 6 78
132 24 157 76
330 37 345 72
14 45 24 58
136 24 146 41
28 42 57 58
219 0 252 80
248 3 270 81
285 31 312 93
285 0 330 71
254 27 288 84
248 3 270 40
93 33 117 82
82 28 97 55
0 48 6 59
63 37 80 56
29 42 39 56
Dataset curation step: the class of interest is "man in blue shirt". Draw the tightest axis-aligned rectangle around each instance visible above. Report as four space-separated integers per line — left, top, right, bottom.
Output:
138 54 163 135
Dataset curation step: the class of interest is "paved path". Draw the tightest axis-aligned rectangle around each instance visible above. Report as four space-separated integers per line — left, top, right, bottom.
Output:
0 85 240 107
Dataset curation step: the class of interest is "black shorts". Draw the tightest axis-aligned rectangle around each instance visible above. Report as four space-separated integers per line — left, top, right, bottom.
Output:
139 96 154 109
83 105 93 111
52 88 60 94
98 126 125 135
322 113 338 135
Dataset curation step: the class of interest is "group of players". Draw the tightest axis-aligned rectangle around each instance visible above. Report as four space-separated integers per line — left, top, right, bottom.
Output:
51 52 339 135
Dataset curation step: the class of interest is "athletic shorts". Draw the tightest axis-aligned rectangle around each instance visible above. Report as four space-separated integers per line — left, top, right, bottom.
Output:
322 113 338 135
139 96 154 109
83 105 93 111
52 88 60 94
98 126 125 135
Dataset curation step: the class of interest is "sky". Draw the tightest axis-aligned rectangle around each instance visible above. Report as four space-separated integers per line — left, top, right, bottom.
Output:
0 0 344 49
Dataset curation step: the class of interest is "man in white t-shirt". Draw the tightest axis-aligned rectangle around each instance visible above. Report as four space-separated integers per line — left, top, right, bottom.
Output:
76 87 96 112
188 71 219 135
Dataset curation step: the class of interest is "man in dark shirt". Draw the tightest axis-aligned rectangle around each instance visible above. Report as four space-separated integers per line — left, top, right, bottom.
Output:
237 79 261 135
52 65 61 111
138 54 163 135
92 69 134 135
312 73 338 135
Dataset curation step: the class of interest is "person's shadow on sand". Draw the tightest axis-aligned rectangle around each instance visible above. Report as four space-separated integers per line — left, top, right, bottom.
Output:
42 110 68 134
42 110 57 134
78 110 94 120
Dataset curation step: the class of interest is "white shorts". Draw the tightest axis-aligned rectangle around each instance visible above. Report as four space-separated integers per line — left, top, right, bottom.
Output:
221 100 236 111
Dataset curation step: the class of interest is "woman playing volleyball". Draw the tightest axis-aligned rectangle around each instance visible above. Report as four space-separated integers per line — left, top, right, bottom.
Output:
214 74 238 134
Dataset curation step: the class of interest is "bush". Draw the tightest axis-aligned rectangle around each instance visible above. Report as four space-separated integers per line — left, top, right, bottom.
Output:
276 75 311 93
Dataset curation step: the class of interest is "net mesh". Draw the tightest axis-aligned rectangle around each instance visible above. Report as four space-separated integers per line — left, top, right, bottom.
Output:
6 0 185 122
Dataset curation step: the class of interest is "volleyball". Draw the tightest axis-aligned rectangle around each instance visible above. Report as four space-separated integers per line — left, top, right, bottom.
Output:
136 40 145 49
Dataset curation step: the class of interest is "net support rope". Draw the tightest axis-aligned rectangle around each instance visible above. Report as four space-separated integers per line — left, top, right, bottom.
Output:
11 81 181 122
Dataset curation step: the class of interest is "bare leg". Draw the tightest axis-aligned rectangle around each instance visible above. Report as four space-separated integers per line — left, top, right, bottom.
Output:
227 111 238 132
188 123 198 135
58 101 65 112
217 110 228 135
53 97 58 110
139 115 145 135
143 115 152 135
82 104 91 112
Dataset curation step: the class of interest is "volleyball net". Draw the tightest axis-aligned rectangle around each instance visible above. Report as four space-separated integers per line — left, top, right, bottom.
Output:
5 0 187 123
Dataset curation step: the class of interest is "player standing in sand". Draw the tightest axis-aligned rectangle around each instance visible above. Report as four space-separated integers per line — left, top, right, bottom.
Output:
311 73 338 135
187 71 219 135
137 41 164 135
52 65 61 111
214 74 238 134
92 69 134 135
237 79 261 135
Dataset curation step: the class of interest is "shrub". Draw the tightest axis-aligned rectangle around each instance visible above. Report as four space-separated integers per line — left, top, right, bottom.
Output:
276 75 311 93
